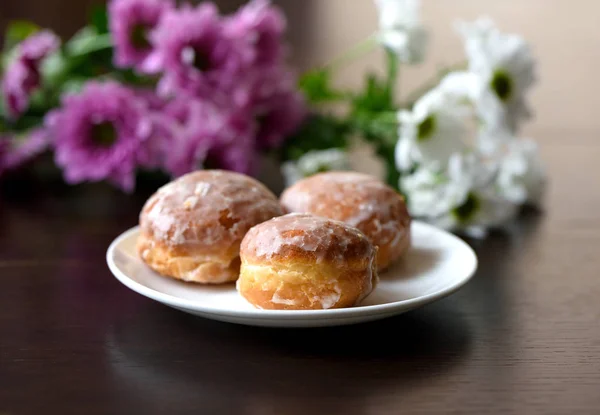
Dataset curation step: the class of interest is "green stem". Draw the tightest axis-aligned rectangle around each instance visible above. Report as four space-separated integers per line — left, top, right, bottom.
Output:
377 111 398 124
324 32 379 71
385 48 399 100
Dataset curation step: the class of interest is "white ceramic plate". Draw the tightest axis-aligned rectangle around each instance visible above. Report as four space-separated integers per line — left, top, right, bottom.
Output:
106 221 477 327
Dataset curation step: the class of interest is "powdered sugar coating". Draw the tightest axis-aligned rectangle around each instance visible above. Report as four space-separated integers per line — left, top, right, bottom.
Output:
280 171 411 251
140 170 283 253
241 213 374 265
239 213 377 309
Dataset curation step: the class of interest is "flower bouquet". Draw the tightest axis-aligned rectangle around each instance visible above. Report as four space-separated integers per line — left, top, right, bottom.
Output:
283 0 546 236
0 0 546 236
0 0 305 191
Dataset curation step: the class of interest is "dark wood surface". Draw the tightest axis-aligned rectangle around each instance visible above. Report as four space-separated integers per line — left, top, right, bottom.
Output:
1 141 600 415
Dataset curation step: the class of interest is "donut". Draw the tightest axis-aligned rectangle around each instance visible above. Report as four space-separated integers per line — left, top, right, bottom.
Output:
279 171 411 271
237 213 378 310
137 170 283 284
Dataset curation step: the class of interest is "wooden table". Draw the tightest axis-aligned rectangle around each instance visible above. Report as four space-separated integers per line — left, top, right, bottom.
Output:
1 141 599 414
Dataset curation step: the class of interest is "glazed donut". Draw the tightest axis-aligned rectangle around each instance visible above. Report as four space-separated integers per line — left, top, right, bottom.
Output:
237 213 378 310
137 170 283 284
280 171 411 271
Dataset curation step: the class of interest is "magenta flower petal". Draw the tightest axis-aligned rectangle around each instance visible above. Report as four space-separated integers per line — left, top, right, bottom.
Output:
109 0 173 72
47 81 151 192
159 97 227 176
225 0 286 66
256 88 306 149
1 31 60 118
19 30 60 63
2 128 50 170
151 3 249 98
1 61 36 118
206 110 258 174
230 65 307 149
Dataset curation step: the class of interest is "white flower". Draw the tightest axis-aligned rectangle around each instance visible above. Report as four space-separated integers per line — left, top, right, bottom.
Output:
281 149 351 186
437 71 479 102
496 138 546 206
457 17 537 134
400 151 518 233
374 0 428 63
395 86 471 172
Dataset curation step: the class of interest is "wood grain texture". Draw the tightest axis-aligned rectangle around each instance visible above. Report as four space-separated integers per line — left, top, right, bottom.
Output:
1 144 599 415
2 1 600 414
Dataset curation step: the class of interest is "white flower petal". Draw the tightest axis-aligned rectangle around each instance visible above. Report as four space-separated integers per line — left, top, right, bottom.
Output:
281 149 351 187
373 0 427 63
396 85 472 170
495 138 546 206
400 150 521 231
395 136 414 171
457 17 537 134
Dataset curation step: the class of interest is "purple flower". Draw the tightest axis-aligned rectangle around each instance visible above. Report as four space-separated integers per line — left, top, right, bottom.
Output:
206 110 258 174
0 129 50 173
109 0 173 72
231 66 307 149
151 3 249 98
151 94 259 177
159 97 220 176
47 82 153 192
19 30 60 63
1 31 60 118
225 0 286 66
1 61 37 117
255 88 306 149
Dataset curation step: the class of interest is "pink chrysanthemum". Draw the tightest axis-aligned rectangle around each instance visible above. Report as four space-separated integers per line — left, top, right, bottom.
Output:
46 82 153 191
19 30 60 62
1 31 60 118
2 61 37 118
206 110 257 174
155 96 257 176
109 0 173 72
159 97 220 176
151 3 249 98
255 88 306 149
225 0 286 66
231 66 307 149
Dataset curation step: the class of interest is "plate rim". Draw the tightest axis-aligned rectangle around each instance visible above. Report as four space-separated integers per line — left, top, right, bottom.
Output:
106 221 477 320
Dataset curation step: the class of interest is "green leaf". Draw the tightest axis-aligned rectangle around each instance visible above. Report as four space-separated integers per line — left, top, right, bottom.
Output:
63 27 114 77
0 116 9 133
113 68 159 87
352 73 395 115
65 26 112 57
90 4 109 34
282 113 350 162
4 115 44 133
3 20 40 52
40 51 70 88
0 97 6 121
59 78 88 95
298 69 345 104
347 70 400 187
